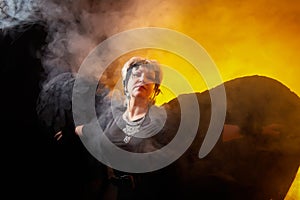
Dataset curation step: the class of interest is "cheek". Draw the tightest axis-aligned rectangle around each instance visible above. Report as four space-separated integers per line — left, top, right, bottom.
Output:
147 84 155 94
126 80 134 92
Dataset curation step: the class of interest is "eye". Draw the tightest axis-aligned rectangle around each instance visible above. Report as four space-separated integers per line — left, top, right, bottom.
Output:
132 72 142 78
146 74 155 81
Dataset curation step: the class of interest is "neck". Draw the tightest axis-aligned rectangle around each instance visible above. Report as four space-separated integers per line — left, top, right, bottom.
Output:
126 97 149 121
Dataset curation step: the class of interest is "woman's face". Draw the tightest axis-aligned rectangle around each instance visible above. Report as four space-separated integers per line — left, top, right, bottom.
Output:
126 65 156 101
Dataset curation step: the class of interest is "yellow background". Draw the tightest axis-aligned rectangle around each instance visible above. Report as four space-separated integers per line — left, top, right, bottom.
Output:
101 0 300 105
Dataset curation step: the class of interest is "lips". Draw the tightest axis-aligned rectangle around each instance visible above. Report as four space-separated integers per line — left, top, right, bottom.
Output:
134 85 146 90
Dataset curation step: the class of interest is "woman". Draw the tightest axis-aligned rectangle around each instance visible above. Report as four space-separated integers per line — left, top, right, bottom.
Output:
75 56 173 200
75 56 166 149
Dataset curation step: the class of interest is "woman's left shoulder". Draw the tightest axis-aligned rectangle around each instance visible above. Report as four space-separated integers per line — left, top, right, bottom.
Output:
149 105 167 120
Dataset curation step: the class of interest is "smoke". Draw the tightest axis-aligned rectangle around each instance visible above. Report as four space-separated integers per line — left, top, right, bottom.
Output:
16 0 129 134
1 0 125 80
36 0 109 80
0 0 38 30
13 0 178 135
1 0 181 81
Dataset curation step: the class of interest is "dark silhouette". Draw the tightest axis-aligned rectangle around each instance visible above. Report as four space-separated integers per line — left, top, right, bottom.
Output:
36 73 300 199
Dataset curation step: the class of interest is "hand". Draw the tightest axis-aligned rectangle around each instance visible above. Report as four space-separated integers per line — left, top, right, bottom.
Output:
54 130 63 141
261 123 283 136
75 125 84 136
53 125 83 141
222 124 243 142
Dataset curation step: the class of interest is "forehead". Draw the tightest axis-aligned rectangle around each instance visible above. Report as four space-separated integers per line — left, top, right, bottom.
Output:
132 65 155 73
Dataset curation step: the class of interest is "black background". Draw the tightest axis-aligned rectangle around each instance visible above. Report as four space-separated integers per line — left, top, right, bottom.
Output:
0 23 94 199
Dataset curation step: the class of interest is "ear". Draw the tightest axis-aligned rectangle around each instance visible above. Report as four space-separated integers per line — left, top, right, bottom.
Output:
156 88 161 95
154 85 161 96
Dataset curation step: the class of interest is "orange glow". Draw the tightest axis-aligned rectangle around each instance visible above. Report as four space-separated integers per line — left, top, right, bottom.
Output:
101 0 300 104
174 0 300 99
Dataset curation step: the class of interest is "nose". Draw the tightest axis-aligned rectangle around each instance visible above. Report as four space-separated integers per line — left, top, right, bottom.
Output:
138 73 146 82
135 73 148 84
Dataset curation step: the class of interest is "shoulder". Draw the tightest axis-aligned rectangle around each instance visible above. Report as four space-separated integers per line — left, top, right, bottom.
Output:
148 105 167 122
98 104 125 130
